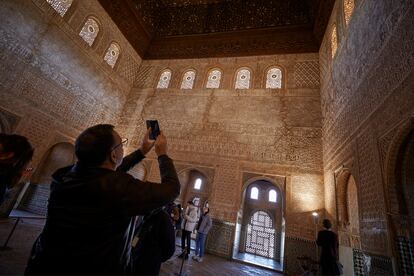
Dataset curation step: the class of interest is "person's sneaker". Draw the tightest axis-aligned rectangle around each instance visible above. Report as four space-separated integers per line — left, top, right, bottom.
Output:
196 257 203 262
192 255 198 260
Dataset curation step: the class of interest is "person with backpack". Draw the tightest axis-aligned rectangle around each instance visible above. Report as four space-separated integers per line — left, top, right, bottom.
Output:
131 205 176 275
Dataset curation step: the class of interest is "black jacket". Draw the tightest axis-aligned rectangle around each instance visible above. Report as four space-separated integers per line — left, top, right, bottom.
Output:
25 150 180 275
132 208 175 275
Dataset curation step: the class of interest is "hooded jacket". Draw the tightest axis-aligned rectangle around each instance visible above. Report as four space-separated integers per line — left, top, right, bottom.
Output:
182 204 199 232
25 150 180 275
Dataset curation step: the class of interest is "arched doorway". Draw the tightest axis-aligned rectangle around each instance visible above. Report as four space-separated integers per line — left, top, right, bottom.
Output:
233 179 284 270
335 169 361 276
18 142 76 215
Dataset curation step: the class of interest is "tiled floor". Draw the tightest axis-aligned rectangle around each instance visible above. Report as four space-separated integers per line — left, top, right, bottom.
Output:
233 252 283 272
0 215 281 275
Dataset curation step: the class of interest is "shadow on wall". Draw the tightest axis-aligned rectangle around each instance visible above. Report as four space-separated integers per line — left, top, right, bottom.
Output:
18 142 76 216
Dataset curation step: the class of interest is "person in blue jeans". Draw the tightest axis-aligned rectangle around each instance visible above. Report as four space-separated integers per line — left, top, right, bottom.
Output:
193 207 212 262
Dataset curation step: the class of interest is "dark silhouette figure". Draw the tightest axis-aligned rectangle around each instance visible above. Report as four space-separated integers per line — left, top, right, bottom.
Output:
316 219 341 275
0 133 33 206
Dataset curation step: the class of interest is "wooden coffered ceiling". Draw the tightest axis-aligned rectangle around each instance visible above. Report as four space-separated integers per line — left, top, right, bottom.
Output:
98 0 335 59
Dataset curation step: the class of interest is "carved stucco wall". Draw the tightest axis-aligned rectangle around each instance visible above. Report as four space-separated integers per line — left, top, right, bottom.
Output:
320 0 414 262
0 0 141 166
119 53 325 263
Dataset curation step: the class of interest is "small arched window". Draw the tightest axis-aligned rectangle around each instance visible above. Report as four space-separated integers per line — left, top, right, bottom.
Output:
235 68 251 89
104 43 120 68
344 0 355 27
194 178 202 190
47 0 73 17
268 189 277 202
266 67 282 88
331 24 338 58
79 18 100 46
250 187 259 200
157 69 172 89
181 70 196 89
206 69 222 88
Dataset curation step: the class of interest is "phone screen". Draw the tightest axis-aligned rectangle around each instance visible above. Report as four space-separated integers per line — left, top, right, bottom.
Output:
146 120 160 140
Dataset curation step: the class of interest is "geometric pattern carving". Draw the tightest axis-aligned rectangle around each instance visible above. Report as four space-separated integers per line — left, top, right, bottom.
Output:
205 219 235 257
46 0 73 17
118 54 140 84
294 61 320 88
79 18 99 46
104 43 120 68
245 211 275 258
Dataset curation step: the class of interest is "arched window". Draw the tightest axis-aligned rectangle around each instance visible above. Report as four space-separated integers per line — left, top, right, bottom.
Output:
250 187 259 200
180 70 196 89
266 67 282 88
79 18 100 46
157 69 172 89
344 0 355 26
46 0 73 17
206 69 222 88
268 189 277 202
235 68 251 89
104 43 120 68
331 24 338 58
194 178 202 190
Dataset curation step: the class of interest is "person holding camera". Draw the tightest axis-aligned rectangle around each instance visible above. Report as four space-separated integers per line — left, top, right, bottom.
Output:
25 124 180 275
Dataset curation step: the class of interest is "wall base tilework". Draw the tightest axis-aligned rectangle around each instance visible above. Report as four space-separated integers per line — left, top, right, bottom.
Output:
353 249 394 276
396 236 414 275
282 236 316 275
205 219 235 258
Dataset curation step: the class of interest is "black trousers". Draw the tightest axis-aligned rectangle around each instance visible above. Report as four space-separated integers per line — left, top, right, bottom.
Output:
181 230 192 256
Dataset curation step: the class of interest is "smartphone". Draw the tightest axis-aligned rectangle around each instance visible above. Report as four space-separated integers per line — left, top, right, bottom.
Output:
146 120 160 140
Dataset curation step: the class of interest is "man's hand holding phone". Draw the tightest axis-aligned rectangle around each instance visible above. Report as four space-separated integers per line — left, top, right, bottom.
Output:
155 132 167 157
139 128 155 155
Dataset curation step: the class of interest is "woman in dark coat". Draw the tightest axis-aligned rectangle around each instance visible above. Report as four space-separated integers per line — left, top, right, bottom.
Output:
132 206 176 275
316 219 341 275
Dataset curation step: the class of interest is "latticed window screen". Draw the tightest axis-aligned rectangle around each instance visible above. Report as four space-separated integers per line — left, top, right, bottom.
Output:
206 69 222 88
79 18 99 46
266 67 282 88
331 24 338 58
104 43 120 68
181 70 196 89
157 70 172 88
235 69 251 89
344 0 355 26
46 0 73 17
246 211 275 258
